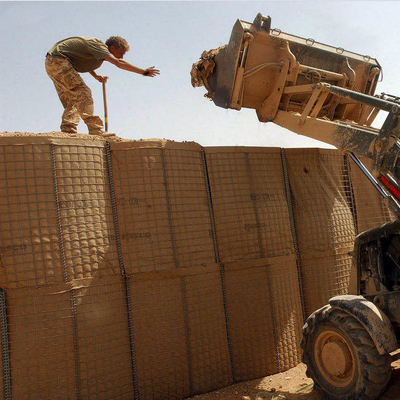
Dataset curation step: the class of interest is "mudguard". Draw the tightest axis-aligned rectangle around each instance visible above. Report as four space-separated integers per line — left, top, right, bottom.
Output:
329 294 398 354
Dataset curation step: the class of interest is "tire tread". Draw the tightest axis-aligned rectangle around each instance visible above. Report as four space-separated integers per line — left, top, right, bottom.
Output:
301 306 391 400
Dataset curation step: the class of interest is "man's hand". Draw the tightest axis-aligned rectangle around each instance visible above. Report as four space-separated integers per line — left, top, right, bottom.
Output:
95 75 108 83
89 70 108 83
143 67 160 77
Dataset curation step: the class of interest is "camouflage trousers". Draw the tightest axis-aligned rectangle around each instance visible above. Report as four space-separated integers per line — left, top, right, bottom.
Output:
45 55 104 134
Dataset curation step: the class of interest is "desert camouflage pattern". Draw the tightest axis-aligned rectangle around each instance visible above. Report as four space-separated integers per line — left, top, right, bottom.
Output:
45 55 104 134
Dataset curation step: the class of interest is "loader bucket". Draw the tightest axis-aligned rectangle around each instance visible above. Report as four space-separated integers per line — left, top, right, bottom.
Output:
206 20 246 108
191 13 382 124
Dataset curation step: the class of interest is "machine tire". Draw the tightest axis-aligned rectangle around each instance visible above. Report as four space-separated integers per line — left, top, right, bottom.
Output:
301 305 391 400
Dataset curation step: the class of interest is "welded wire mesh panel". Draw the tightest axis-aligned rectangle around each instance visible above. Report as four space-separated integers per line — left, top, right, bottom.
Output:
224 256 303 381
163 146 215 267
224 263 277 381
109 142 175 272
109 141 215 274
0 143 62 288
204 147 294 263
5 279 136 400
0 289 5 399
3 135 393 400
269 257 303 371
130 276 190 400
185 270 232 394
285 150 354 252
349 156 395 232
53 144 119 280
204 147 304 379
75 277 134 399
130 269 231 399
6 284 77 399
285 149 355 315
0 341 3 400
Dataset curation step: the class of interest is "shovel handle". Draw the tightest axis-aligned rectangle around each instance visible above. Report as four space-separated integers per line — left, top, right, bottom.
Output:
102 81 108 132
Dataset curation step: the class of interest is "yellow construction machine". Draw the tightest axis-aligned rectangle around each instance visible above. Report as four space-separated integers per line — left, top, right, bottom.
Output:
191 13 400 400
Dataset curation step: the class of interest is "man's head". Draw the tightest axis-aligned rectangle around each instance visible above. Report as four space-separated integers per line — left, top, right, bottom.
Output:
105 36 130 59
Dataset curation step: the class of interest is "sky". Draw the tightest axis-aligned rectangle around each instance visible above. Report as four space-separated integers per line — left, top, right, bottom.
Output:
1 0 400 148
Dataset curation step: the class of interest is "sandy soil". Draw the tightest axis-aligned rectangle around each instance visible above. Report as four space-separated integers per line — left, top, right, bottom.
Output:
189 356 400 400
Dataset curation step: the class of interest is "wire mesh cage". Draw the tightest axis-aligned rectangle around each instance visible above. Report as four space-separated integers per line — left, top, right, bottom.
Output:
0 134 395 399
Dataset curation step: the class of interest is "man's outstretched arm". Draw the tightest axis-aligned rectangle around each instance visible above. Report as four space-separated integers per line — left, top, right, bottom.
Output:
105 55 160 77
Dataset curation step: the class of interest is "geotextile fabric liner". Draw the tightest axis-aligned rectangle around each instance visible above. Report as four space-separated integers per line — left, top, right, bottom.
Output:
0 311 3 399
348 156 394 232
224 255 303 382
0 133 396 399
0 142 62 288
6 283 77 398
284 149 356 315
75 277 134 399
52 144 120 281
108 140 216 273
129 276 190 399
130 267 231 399
0 136 119 289
203 147 295 262
203 147 303 381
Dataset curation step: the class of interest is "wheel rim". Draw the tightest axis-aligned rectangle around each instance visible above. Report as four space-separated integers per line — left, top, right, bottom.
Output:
314 329 355 387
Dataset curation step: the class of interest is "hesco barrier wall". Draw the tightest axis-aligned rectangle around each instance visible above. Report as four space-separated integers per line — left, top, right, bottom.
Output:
0 133 394 399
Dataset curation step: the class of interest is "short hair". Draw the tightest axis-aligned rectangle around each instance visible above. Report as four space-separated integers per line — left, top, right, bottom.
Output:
105 36 130 51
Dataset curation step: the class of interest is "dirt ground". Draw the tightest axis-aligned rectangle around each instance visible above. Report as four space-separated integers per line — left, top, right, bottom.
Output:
189 355 400 400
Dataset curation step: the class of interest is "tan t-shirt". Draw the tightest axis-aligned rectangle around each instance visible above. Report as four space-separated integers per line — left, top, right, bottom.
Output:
48 37 112 72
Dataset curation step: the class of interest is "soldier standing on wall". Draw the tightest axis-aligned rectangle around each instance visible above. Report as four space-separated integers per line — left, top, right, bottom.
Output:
45 36 160 137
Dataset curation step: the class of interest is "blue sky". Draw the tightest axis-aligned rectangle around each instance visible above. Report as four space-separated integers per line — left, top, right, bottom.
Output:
1 1 399 147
